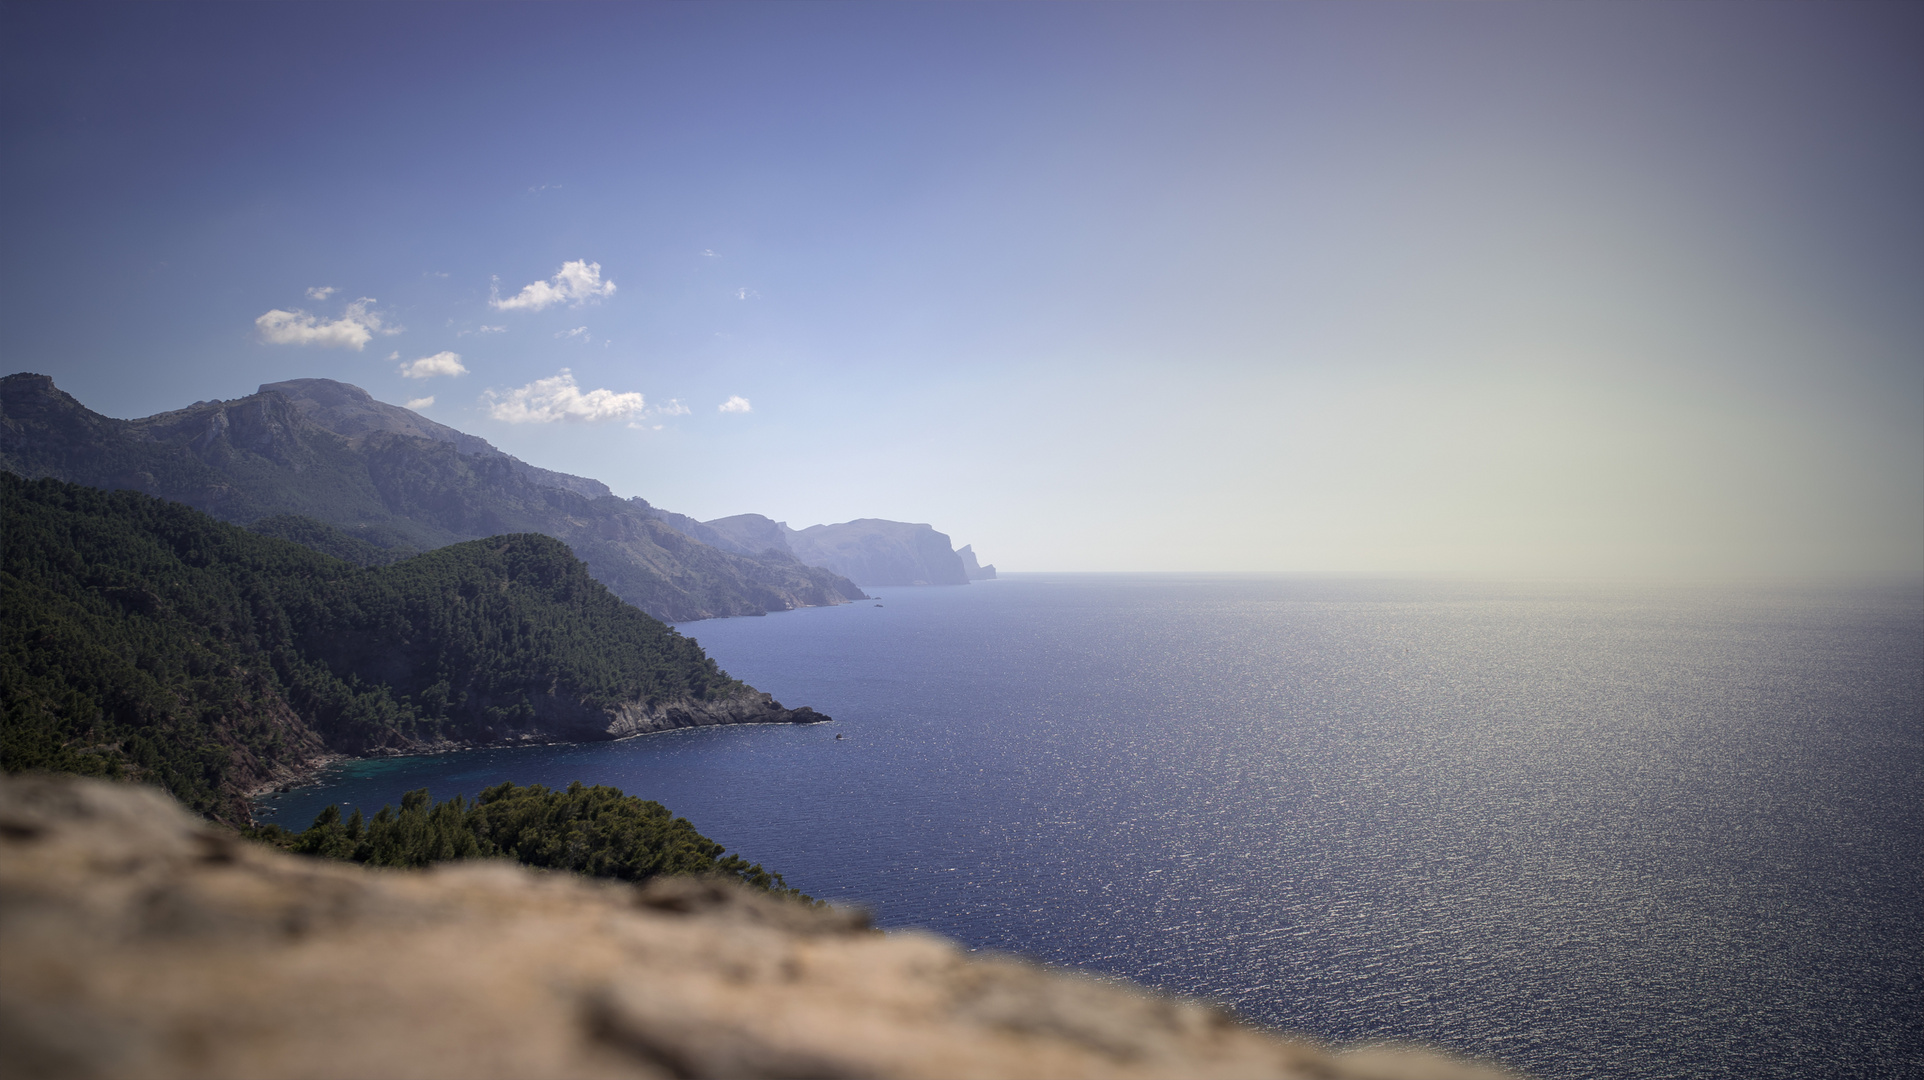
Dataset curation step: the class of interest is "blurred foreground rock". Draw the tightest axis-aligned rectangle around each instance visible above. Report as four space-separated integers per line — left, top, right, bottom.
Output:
0 774 1518 1080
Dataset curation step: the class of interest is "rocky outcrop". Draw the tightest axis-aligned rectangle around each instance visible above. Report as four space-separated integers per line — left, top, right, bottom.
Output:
958 543 997 580
0 773 1519 1080
522 688 830 742
605 696 830 738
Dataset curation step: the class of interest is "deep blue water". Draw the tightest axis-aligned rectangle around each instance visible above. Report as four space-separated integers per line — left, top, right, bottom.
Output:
256 574 1924 1080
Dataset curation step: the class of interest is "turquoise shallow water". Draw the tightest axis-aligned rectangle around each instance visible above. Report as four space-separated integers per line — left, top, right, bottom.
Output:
257 574 1924 1079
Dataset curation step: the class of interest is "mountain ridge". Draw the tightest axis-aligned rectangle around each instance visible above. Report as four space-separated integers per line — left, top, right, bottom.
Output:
0 373 865 622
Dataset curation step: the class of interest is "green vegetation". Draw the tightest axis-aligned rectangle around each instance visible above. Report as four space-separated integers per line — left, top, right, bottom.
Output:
249 780 812 901
2 473 747 821
247 513 412 567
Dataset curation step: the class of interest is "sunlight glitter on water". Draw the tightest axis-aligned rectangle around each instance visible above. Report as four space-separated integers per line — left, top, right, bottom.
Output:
259 576 1924 1080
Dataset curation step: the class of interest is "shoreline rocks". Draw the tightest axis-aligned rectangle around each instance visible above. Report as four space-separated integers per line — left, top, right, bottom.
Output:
245 694 829 807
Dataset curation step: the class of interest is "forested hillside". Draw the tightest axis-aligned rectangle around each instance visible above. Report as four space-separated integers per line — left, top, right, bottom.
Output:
1 473 822 822
256 781 811 900
0 373 865 621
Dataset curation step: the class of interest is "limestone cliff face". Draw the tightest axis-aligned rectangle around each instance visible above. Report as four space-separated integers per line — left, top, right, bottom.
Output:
0 773 1519 1080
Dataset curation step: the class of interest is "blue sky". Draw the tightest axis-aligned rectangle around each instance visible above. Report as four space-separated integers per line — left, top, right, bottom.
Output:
4 2 1920 578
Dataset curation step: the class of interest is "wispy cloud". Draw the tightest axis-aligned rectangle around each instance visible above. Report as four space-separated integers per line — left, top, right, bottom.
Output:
489 260 615 312
255 298 395 350
735 287 760 301
719 395 752 414
485 370 646 423
628 398 692 430
306 285 336 301
457 325 507 337
398 351 468 380
556 326 589 341
702 249 721 258
405 396 434 411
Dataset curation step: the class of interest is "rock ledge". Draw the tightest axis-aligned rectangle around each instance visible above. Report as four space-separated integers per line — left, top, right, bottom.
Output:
0 774 1516 1080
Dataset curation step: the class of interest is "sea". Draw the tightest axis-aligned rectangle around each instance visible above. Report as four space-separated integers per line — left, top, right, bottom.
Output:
255 574 1924 1080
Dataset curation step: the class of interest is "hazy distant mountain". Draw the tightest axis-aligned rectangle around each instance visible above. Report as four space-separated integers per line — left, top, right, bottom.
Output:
0 373 864 622
703 513 798 559
702 513 997 586
702 513 977 586
957 544 997 581
786 519 970 586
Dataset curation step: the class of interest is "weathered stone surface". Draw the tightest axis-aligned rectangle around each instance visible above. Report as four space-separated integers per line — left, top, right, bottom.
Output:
0 774 1519 1080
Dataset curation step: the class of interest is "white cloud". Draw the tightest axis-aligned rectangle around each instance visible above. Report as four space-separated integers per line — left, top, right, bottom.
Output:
457 324 507 337
556 326 589 341
255 298 394 350
485 369 646 423
306 285 336 301
405 396 434 411
389 351 400 360
719 395 752 414
625 399 691 430
398 351 468 380
735 287 760 300
489 260 615 312
702 249 721 258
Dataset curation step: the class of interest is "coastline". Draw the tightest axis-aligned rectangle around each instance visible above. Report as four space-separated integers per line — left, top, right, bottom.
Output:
242 690 830 812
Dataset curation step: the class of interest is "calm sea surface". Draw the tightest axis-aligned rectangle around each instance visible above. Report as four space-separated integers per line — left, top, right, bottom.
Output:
256 574 1924 1079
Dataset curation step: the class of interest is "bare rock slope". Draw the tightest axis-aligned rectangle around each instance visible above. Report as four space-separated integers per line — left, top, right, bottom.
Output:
0 773 1518 1080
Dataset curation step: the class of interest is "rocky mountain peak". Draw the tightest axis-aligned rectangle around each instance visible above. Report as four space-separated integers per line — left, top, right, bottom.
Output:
259 378 495 456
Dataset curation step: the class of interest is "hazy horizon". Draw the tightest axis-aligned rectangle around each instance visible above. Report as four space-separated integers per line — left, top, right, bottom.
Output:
5 3 1919 580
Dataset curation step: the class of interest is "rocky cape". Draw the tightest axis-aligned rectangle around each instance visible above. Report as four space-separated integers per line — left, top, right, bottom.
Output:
704 513 995 587
0 373 865 622
485 690 829 745
0 772 1519 1080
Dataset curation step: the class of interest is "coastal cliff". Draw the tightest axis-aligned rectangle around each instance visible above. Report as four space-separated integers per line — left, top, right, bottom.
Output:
0 772 1518 1080
704 513 991 587
958 543 997 580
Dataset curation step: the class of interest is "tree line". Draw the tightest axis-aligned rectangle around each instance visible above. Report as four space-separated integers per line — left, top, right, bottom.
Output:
249 779 813 900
